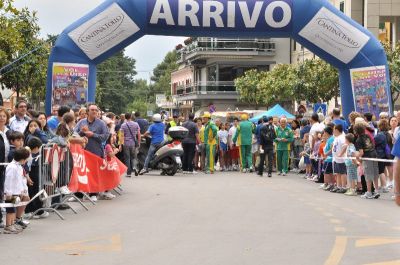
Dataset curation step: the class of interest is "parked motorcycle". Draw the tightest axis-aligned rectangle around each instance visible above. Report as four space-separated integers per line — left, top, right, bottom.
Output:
137 126 188 176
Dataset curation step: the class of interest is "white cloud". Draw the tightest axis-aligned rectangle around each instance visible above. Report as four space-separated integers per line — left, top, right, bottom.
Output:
13 0 186 81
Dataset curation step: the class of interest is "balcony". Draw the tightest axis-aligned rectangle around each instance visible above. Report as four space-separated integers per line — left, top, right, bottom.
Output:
173 81 238 101
177 38 276 64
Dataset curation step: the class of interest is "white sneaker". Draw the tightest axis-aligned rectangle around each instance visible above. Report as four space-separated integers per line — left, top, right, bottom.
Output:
23 213 34 219
90 195 98 202
101 192 116 200
378 187 389 193
386 181 393 189
68 197 77 202
59 186 71 195
37 211 50 219
320 183 328 189
191 171 198 175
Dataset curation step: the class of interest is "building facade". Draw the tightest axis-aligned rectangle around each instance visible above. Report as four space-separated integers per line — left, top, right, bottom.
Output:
291 0 400 113
331 0 400 46
292 0 400 63
171 37 291 116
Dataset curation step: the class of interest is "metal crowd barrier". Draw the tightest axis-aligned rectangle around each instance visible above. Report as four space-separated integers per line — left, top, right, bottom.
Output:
31 144 94 220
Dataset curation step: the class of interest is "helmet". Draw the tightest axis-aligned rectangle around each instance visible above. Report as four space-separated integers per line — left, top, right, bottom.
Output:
241 114 248 120
202 112 211 119
152 114 162 122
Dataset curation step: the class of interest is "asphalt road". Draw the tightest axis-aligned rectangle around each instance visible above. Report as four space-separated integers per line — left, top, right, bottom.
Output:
1 171 399 265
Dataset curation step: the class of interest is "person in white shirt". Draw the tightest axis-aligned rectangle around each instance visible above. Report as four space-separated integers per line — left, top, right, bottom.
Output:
228 118 239 171
332 124 347 193
309 113 325 150
218 123 229 171
3 147 31 234
9 101 30 133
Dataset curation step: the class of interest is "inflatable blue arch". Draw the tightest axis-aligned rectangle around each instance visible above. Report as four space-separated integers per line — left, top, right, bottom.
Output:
46 0 392 119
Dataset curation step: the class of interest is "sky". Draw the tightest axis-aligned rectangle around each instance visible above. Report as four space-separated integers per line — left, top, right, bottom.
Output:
13 0 186 81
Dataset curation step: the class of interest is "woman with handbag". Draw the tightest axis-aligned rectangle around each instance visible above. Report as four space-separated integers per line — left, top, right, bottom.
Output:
120 113 141 177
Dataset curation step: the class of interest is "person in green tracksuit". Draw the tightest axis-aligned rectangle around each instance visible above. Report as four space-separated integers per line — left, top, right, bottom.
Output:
202 112 218 174
233 114 255 173
274 117 294 176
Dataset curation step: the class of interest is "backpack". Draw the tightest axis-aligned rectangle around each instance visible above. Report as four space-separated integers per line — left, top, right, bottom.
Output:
261 124 276 144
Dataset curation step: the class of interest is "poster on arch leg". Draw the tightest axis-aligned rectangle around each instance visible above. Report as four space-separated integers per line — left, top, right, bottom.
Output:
350 66 390 119
52 63 89 109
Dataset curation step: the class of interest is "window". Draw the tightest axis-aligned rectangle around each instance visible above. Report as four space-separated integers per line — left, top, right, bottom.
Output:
340 1 345 13
207 65 217 82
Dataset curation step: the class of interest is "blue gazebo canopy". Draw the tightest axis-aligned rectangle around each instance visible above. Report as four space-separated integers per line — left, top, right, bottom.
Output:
250 104 295 123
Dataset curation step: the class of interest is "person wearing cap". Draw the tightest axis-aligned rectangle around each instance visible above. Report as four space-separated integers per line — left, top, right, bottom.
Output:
165 115 180 141
258 116 276 177
140 114 165 175
275 117 294 176
233 114 255 173
202 112 218 174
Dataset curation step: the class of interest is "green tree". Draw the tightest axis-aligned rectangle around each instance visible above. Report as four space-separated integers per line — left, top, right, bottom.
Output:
297 59 339 104
0 0 18 13
383 42 400 104
96 50 137 114
235 59 339 109
0 6 50 104
266 64 298 103
235 69 266 109
150 50 178 98
127 100 148 115
132 79 150 101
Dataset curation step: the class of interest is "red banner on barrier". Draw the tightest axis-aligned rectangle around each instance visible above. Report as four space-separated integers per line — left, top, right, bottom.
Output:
68 144 127 193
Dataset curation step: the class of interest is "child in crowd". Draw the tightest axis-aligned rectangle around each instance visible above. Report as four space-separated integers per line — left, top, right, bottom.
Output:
3 147 31 234
228 118 240 171
53 113 86 147
8 131 25 162
300 133 312 178
100 134 118 200
340 133 359 196
317 133 327 184
25 137 49 218
354 123 380 199
310 132 322 181
332 124 347 193
23 119 48 145
322 126 335 191
105 133 119 161
224 122 232 170
218 123 228 171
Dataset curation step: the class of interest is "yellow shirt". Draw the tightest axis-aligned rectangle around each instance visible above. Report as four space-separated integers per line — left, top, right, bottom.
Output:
199 126 205 143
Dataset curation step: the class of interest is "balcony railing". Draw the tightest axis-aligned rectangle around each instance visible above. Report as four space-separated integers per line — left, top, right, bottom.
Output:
174 81 237 97
178 38 276 61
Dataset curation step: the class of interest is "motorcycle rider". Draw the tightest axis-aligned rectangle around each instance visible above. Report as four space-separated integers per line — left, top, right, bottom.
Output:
139 114 165 175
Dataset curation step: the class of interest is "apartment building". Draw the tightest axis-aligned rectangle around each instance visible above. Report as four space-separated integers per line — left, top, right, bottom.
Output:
171 37 291 116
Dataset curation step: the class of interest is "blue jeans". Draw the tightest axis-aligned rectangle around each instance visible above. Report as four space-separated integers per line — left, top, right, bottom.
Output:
144 143 159 170
123 145 138 174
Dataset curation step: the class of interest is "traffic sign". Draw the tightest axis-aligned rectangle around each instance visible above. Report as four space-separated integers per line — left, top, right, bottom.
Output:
314 103 327 116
